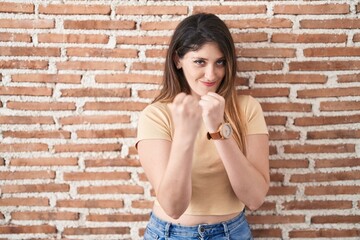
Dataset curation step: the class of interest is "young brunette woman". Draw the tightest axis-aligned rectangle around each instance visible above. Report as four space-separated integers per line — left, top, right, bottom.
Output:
136 13 269 240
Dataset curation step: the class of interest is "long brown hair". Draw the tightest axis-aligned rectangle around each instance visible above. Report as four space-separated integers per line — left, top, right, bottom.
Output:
153 13 247 153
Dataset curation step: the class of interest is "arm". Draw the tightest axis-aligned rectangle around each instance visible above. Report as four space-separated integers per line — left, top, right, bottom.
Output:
199 93 269 210
212 134 269 210
137 93 202 219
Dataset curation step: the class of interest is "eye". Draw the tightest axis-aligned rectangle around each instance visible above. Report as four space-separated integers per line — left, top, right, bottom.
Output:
216 60 226 66
194 59 205 65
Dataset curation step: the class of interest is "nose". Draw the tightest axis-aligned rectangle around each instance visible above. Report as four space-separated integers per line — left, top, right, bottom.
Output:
204 65 216 81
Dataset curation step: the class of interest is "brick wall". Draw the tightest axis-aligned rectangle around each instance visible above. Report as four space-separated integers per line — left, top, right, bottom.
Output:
0 0 359 239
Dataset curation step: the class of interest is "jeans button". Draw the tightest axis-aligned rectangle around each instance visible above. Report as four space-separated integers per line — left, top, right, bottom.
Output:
200 226 205 232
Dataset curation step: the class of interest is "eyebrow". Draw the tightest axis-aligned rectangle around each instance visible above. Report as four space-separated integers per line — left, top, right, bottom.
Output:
191 57 225 61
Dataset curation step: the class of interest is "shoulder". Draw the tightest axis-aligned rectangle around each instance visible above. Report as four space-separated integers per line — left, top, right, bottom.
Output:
139 101 171 122
236 95 262 113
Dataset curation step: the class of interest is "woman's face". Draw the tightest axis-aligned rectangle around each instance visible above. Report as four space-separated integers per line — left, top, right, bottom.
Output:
176 42 226 99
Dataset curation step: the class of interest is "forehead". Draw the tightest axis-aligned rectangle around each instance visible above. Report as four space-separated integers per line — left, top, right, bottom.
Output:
185 42 224 59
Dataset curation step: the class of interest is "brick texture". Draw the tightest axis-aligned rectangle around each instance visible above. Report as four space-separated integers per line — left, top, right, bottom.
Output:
0 1 359 239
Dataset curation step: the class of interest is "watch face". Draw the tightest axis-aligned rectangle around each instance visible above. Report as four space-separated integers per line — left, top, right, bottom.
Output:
221 123 233 138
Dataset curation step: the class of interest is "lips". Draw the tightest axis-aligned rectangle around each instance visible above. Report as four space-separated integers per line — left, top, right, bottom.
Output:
201 81 216 87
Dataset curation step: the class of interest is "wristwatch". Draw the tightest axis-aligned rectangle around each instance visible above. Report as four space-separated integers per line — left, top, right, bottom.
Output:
207 123 233 140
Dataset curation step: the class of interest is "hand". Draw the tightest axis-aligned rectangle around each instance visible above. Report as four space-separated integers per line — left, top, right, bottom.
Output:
168 93 203 136
198 92 225 132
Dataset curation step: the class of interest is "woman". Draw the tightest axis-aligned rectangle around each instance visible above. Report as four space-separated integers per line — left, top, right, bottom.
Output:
136 13 269 240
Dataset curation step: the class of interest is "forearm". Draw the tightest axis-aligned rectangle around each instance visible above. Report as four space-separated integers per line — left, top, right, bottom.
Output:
156 131 194 219
214 137 269 210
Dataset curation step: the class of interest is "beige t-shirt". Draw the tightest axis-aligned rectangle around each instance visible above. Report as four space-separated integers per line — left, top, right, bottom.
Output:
136 95 268 215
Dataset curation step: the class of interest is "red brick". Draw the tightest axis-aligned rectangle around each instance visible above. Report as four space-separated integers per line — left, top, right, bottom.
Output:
315 158 360 168
87 213 149 222
84 158 140 168
301 19 360 29
0 225 55 234
63 227 130 235
138 90 160 99
255 74 327 84
76 129 136 138
193 5 266 14
10 157 77 166
39 4 111 15
132 200 154 209
297 87 360 98
54 144 121 153
271 33 347 43
261 102 312 112
0 47 60 56
304 47 360 57
0 60 48 69
232 32 268 43
0 171 54 180
63 172 131 181
61 88 130 98
308 129 360 139
238 88 289 97
289 229 360 238
354 33 360 42
305 186 360 196
0 116 54 124
57 199 124 209
84 101 148 111
295 115 360 126
117 35 170 45
237 48 296 58
284 144 355 154
0 2 34 13
77 185 143 195
0 86 51 96
0 198 49 206
237 61 283 71
0 19 54 29
270 159 309 169
2 184 69 193
337 73 360 83
56 61 125 71
12 211 79 220
274 4 349 15
60 115 130 125
0 143 48 152
290 61 360 71
64 20 135 30
96 73 162 84
132 62 164 71
116 6 187 15
0 33 31 42
12 74 82 84
226 18 293 29
283 200 352 210
3 130 71 139
7 102 75 111
252 229 282 238
67 47 138 58
270 173 284 182
291 171 360 183
140 21 180 30
38 33 109 44
269 130 300 140
145 49 166 58
321 101 360 111
265 116 287 126
267 186 297 196
248 215 305 224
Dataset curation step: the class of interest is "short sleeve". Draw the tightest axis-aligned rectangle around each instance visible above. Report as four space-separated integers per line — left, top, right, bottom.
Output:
240 95 268 135
135 102 173 148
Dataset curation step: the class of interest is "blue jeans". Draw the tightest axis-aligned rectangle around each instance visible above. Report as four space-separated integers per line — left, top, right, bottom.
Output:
143 210 253 240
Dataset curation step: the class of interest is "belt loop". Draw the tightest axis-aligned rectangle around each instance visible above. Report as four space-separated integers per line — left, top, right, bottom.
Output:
165 222 171 239
222 222 229 238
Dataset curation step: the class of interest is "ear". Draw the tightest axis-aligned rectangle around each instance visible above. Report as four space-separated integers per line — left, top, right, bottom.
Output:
173 52 182 69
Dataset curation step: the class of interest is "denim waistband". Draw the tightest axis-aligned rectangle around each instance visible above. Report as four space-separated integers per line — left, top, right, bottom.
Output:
147 209 246 238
